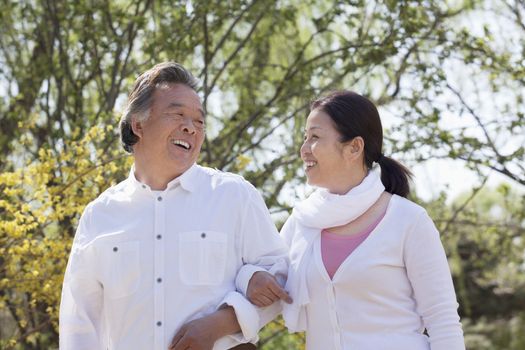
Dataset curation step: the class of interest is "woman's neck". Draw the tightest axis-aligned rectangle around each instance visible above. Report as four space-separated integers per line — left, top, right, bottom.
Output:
327 167 368 195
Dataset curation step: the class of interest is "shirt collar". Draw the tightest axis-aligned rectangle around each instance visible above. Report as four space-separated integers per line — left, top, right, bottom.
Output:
127 163 199 194
172 163 199 192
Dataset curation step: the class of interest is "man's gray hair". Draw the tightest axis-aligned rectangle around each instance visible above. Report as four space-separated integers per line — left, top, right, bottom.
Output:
119 62 199 153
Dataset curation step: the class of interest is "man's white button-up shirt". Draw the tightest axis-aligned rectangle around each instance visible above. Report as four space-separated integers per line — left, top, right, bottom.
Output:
59 164 288 350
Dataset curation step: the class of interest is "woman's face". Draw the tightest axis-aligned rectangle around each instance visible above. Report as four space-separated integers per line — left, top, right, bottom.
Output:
300 108 350 192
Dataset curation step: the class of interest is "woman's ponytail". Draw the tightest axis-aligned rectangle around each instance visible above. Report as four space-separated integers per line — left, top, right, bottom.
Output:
377 155 413 198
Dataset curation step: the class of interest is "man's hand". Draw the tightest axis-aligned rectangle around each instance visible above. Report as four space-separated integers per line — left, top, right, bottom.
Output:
247 271 292 307
168 306 242 350
168 315 218 350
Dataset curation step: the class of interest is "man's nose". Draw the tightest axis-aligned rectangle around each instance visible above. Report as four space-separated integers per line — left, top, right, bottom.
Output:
180 117 196 134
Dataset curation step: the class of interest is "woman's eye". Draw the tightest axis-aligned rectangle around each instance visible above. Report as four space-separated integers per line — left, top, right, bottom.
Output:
304 134 318 141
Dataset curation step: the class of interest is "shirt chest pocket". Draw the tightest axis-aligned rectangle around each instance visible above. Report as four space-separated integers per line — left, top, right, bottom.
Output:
178 231 228 286
104 241 141 299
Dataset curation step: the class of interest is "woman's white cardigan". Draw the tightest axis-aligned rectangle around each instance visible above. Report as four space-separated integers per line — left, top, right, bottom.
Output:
281 195 465 350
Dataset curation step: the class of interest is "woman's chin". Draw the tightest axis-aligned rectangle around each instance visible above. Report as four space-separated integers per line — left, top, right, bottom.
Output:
306 177 321 188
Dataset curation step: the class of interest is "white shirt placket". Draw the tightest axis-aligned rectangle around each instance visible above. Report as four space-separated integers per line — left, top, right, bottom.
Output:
154 193 166 349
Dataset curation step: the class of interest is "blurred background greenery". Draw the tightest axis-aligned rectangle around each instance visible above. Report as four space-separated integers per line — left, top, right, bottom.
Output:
0 0 523 349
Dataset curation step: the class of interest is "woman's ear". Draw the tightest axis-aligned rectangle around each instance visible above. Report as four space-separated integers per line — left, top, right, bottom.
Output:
131 118 143 139
343 136 365 161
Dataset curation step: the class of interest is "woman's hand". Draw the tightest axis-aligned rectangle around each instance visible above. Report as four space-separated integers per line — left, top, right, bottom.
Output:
247 271 292 307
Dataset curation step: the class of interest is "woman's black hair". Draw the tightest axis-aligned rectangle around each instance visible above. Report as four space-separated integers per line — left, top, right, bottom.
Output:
311 90 413 197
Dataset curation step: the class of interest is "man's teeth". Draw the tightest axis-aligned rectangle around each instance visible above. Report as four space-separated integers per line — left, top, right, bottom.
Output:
172 140 190 149
305 161 317 167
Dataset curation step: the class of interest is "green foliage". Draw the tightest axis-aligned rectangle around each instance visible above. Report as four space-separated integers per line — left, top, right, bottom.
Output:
0 0 523 349
258 316 305 350
422 184 525 349
463 315 525 350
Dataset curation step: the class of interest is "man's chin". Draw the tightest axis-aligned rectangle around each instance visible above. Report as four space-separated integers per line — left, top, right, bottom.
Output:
166 158 194 173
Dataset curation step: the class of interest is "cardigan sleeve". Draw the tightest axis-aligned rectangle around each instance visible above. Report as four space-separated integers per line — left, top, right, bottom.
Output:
404 211 465 350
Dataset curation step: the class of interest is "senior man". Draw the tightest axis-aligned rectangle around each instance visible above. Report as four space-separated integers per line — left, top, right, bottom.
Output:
59 62 289 350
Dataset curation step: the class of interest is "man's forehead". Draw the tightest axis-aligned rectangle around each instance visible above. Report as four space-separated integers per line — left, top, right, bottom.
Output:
153 84 205 117
156 83 199 99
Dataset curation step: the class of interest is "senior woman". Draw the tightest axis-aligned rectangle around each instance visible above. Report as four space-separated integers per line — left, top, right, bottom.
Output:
245 91 465 350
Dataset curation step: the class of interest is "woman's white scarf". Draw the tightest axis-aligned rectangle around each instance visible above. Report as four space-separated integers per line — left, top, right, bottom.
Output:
282 170 385 332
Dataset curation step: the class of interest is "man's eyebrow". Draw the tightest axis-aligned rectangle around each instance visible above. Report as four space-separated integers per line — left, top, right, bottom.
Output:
167 102 206 119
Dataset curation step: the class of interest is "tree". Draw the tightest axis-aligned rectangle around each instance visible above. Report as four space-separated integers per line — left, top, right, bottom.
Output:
424 184 525 349
0 0 523 348
387 0 524 186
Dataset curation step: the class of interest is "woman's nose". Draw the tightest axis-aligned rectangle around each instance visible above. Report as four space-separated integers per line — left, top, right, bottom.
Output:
300 141 310 157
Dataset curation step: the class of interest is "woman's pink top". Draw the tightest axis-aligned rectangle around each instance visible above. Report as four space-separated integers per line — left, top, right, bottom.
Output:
321 213 385 279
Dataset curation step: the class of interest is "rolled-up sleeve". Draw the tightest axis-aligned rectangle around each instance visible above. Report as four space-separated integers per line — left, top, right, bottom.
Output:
235 188 289 295
232 186 289 339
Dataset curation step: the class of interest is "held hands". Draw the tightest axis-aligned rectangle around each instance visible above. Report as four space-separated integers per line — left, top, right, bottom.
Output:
247 271 293 307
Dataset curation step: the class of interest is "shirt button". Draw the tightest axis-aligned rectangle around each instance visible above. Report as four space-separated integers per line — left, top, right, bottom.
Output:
156 235 162 240
113 247 118 252
157 277 162 283
157 321 162 327
157 196 162 201
201 232 206 238
142 185 146 189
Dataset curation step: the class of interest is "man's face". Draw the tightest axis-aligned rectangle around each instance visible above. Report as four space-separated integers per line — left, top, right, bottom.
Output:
133 83 205 177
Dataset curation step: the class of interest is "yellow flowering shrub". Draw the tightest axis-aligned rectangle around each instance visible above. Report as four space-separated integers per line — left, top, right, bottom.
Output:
0 125 130 349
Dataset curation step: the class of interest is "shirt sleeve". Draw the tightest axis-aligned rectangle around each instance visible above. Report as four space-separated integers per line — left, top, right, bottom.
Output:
404 211 465 350
215 291 283 346
59 207 104 350
235 187 289 296
229 186 289 341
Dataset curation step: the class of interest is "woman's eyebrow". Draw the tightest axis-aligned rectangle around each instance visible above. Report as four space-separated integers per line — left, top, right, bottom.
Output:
304 126 323 133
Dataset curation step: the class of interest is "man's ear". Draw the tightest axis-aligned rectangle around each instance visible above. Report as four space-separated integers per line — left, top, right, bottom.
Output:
131 118 143 139
343 136 365 161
